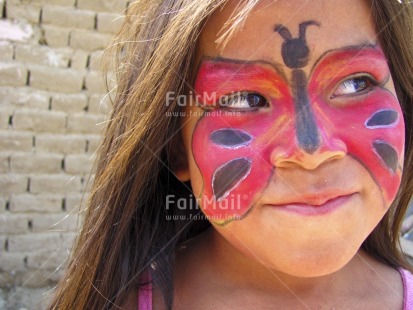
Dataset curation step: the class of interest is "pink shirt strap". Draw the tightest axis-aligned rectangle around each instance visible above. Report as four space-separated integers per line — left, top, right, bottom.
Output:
137 273 152 310
400 268 413 310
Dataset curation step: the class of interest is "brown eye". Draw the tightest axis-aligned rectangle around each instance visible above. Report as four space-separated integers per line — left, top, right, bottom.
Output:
220 92 269 111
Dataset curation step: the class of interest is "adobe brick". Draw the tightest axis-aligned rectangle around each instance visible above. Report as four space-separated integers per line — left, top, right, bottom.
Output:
0 214 29 234
84 70 106 93
30 174 82 194
51 93 87 113
0 153 10 173
0 63 28 87
27 248 70 271
0 131 33 152
0 235 6 250
15 44 71 67
64 154 95 175
0 197 6 212
70 29 112 51
0 252 27 272
0 174 28 195
0 87 50 110
81 175 94 192
65 193 85 212
8 233 62 252
0 42 14 61
88 93 112 115
97 12 124 34
42 25 70 47
86 134 102 153
10 153 63 174
4 286 53 310
77 0 128 13
70 50 89 70
88 50 103 71
0 18 33 43
19 269 57 288
31 213 78 233
0 108 12 129
13 109 66 133
10 193 62 213
67 113 103 134
29 65 84 93
36 134 86 154
7 2 41 23
43 6 95 30
8 0 75 7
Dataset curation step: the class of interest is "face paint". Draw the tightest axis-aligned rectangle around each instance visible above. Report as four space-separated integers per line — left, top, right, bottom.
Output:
308 46 404 201
192 34 404 225
192 61 294 224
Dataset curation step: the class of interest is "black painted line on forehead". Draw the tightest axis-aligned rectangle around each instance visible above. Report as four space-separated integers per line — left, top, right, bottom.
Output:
210 129 253 149
212 157 252 201
193 56 288 84
372 140 398 174
365 109 399 128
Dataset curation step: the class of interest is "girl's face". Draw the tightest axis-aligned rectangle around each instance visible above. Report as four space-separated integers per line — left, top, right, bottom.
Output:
180 0 405 276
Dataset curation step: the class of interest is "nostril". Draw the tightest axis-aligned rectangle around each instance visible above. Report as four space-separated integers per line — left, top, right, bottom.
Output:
272 149 347 170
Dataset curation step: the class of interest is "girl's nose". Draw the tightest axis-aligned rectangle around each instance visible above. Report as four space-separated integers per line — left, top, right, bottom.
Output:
270 128 347 170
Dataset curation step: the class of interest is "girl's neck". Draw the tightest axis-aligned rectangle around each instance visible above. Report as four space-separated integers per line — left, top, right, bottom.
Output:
174 227 403 308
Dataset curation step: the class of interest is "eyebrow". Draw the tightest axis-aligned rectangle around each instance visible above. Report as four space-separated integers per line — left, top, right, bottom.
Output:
194 56 288 82
309 42 380 76
194 42 380 82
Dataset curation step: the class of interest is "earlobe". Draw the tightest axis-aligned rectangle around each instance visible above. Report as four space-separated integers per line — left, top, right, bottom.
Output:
174 166 190 182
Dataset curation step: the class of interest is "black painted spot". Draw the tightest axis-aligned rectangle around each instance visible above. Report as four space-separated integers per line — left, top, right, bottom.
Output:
366 109 398 128
210 129 252 148
212 158 251 201
373 141 398 174
291 69 320 153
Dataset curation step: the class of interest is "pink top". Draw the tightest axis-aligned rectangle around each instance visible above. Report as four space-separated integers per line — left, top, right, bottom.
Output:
400 268 413 310
138 268 413 309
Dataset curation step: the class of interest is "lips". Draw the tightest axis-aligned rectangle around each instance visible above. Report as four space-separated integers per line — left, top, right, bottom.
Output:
265 192 357 216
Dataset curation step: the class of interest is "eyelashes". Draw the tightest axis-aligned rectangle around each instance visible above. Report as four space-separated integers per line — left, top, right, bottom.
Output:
331 75 378 98
219 92 269 111
195 91 270 112
197 74 381 111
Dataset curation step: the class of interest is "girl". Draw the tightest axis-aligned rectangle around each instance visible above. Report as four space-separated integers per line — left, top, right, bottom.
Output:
49 0 413 309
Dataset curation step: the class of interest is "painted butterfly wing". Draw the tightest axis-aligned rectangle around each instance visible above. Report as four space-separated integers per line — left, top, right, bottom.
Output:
192 61 294 223
307 47 404 202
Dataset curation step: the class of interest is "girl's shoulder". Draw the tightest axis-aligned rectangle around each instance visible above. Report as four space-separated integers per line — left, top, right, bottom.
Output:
399 268 413 310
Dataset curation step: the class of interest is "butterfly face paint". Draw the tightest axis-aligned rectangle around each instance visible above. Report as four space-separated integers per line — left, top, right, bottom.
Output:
191 22 404 225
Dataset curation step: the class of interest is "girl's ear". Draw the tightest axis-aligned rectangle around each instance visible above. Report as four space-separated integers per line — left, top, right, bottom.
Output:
168 132 190 182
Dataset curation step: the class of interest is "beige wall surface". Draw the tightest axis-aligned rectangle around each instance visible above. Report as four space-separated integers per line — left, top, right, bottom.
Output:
0 0 125 308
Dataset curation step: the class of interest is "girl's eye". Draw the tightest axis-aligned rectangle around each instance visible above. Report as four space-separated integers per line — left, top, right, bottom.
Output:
332 76 376 97
220 92 269 110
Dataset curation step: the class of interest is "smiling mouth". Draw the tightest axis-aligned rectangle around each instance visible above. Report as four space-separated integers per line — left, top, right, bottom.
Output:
266 193 358 216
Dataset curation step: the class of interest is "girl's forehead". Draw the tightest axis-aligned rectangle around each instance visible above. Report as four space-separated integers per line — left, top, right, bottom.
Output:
197 0 378 69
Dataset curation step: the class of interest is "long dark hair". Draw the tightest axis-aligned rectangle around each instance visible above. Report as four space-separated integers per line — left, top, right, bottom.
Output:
48 0 413 309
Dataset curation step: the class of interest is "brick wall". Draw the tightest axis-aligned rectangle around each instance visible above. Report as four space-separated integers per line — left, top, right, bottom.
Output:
0 0 127 308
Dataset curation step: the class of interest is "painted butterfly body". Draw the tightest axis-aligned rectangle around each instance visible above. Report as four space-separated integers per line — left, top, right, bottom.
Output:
192 46 404 225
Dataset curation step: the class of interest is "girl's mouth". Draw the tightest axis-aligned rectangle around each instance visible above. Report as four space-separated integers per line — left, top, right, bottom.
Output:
265 192 358 216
